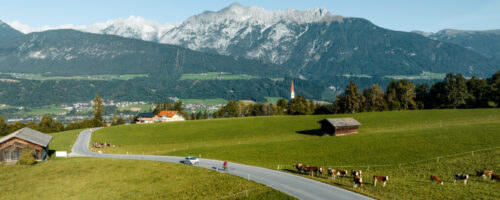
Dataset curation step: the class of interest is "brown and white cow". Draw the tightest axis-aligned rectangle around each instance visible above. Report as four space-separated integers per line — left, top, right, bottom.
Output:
351 170 362 177
454 174 469 184
353 176 363 189
318 166 325 177
304 166 319 177
476 170 494 179
430 175 444 185
328 168 341 180
293 163 305 174
491 174 500 182
373 175 389 187
338 169 349 177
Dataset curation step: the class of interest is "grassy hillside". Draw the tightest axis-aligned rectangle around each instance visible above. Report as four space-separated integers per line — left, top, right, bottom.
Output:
0 158 293 200
93 109 500 199
48 129 82 152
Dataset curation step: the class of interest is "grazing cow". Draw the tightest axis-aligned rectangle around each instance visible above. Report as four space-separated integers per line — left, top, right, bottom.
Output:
491 174 500 182
328 168 341 180
338 169 349 177
351 170 362 177
454 174 469 184
293 163 305 173
476 170 494 179
305 166 319 177
373 175 389 187
430 175 444 185
318 166 325 177
353 176 363 189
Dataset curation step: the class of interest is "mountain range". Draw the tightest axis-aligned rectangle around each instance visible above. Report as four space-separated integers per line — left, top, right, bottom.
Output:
7 3 498 79
0 3 499 106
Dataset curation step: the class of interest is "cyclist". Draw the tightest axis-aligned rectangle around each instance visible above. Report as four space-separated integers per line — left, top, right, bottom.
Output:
223 160 228 170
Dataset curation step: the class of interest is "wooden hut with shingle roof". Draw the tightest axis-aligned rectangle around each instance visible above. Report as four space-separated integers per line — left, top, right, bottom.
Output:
0 127 52 162
319 117 362 136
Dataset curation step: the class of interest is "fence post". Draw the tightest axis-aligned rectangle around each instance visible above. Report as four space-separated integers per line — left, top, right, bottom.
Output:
367 166 370 171
277 165 280 170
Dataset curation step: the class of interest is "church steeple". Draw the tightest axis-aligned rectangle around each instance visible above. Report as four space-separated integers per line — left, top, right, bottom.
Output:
290 80 295 99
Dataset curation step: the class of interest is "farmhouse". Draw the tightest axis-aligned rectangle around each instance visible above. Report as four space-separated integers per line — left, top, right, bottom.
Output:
137 113 157 124
319 117 361 136
157 110 185 122
0 127 52 162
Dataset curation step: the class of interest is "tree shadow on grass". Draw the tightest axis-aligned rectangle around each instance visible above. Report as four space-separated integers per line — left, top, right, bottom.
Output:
296 129 326 136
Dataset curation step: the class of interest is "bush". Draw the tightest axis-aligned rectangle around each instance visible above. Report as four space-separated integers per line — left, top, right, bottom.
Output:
19 146 36 165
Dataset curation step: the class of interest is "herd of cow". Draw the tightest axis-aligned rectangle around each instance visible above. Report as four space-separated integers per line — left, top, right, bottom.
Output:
293 164 499 189
293 163 388 189
430 170 498 185
92 141 118 149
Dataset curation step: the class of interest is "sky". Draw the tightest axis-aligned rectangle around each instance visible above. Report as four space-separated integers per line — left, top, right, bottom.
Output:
1 0 499 32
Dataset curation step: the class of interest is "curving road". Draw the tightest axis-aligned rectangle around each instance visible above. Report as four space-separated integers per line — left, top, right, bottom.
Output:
70 129 373 200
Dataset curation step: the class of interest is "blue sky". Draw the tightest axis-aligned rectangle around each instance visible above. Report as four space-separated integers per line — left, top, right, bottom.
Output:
1 0 499 32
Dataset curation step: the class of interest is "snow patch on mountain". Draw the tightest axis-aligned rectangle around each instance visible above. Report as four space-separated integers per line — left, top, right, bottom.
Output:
8 16 178 41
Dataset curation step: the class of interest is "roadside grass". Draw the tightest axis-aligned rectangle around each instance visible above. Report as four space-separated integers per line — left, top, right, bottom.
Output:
183 98 228 105
93 108 500 199
48 129 82 153
0 158 293 200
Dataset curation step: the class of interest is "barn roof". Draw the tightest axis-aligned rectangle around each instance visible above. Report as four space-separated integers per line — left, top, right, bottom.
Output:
0 127 53 147
320 117 362 127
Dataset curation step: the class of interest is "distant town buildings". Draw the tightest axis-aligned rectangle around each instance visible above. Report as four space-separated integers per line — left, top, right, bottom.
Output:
136 110 186 124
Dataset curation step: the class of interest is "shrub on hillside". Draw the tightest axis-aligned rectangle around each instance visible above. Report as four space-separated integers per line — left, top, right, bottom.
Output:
19 146 36 165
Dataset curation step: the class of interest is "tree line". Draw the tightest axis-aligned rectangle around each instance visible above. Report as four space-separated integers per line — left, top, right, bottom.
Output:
212 71 500 117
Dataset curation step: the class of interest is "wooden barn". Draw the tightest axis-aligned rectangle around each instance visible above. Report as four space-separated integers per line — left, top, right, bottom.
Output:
0 127 52 162
319 117 362 136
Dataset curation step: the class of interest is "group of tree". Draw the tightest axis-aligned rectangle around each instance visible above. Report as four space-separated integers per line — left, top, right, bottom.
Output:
212 96 317 118
190 111 209 120
212 70 500 118
0 115 63 136
331 71 500 114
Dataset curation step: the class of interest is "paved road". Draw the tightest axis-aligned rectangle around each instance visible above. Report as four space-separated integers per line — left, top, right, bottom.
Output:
71 129 373 200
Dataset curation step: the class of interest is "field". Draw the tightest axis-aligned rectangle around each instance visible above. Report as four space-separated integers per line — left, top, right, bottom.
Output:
183 98 228 105
180 72 258 80
93 109 500 199
3 73 148 81
0 158 293 200
15 105 67 116
384 71 446 80
48 129 83 153
117 104 154 112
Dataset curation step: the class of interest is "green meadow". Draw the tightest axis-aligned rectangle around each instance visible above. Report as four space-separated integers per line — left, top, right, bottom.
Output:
180 72 258 80
5 73 148 81
92 109 500 199
182 98 228 105
0 158 293 200
48 129 83 153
